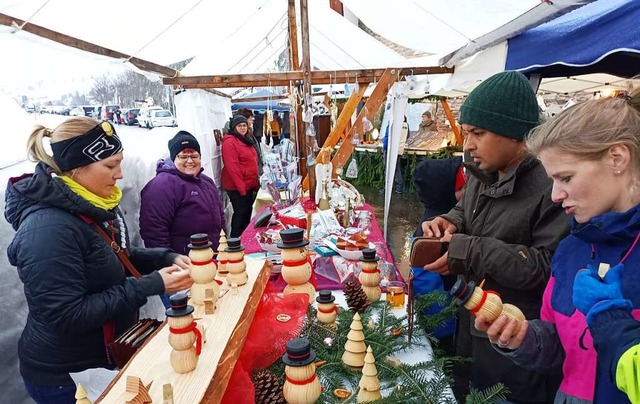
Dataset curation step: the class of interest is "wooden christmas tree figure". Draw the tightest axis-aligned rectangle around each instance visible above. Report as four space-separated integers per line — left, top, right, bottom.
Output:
282 338 322 404
451 279 526 333
357 346 382 403
75 383 92 404
316 290 337 328
358 248 381 303
121 376 152 404
217 229 229 277
166 293 202 373
342 312 366 368
188 233 220 308
279 228 316 304
225 238 248 287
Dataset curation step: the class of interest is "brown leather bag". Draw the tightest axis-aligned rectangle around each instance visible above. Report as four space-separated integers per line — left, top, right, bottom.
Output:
409 237 445 268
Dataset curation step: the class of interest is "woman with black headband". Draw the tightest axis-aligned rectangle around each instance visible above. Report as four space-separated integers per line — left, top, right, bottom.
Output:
5 117 193 403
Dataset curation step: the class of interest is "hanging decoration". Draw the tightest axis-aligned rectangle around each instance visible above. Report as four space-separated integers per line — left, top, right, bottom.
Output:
345 158 358 179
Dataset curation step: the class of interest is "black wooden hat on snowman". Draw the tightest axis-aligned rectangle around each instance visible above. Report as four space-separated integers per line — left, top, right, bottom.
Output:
188 233 212 250
359 248 379 262
165 293 194 317
282 337 316 366
316 290 335 304
277 228 309 249
225 237 245 252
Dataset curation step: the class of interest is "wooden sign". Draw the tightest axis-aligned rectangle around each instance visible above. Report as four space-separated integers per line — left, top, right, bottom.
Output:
96 259 272 404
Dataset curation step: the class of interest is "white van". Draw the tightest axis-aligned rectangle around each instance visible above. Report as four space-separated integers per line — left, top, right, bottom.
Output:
137 106 163 128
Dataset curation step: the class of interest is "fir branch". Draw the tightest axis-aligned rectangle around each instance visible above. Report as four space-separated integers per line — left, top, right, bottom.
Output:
465 383 509 404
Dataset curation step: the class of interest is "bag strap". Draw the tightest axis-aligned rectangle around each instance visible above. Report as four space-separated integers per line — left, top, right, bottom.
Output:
91 222 143 279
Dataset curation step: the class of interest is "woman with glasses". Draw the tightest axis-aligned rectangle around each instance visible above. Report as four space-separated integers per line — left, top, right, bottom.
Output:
140 130 225 259
222 115 259 237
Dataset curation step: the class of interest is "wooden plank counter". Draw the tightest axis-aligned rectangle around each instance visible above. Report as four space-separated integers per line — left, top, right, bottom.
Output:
96 258 272 404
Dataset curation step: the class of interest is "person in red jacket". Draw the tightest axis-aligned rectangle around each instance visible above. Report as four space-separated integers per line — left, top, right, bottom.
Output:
222 115 260 237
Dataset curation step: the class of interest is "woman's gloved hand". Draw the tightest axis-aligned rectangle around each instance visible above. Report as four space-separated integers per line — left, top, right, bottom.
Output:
573 263 632 324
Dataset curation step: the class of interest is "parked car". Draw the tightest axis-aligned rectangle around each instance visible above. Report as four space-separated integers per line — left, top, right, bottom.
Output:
137 106 163 128
99 105 121 122
148 110 177 129
122 108 140 125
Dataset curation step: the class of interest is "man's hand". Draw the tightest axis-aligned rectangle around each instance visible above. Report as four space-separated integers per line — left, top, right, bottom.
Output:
421 217 457 239
425 251 450 275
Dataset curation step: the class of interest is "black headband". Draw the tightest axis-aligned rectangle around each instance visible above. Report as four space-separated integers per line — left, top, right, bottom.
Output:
51 121 123 172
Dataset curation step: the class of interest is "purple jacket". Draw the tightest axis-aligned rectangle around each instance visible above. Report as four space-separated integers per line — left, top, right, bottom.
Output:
140 159 225 255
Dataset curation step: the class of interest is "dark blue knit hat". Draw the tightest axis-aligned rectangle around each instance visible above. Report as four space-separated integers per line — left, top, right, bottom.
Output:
459 71 540 141
168 131 200 161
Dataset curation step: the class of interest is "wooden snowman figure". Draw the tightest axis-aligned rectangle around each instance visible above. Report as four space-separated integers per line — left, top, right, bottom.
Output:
358 248 381 303
451 279 526 333
282 338 322 404
217 229 229 278
225 238 248 287
166 293 203 374
279 228 316 304
188 233 220 308
315 290 337 328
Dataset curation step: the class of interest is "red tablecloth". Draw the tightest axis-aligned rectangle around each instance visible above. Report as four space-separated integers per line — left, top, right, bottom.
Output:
240 204 403 291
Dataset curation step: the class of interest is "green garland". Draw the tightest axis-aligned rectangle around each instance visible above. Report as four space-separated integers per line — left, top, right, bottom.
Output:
266 293 507 403
342 146 462 195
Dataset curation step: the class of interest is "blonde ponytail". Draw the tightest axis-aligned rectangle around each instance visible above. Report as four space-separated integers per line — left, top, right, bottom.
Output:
25 117 98 174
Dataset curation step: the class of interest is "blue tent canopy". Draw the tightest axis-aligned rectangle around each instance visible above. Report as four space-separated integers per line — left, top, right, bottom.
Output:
231 90 290 112
506 0 640 78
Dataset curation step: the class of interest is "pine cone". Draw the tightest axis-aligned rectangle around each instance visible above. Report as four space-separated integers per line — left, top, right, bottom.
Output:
344 280 370 313
254 369 285 404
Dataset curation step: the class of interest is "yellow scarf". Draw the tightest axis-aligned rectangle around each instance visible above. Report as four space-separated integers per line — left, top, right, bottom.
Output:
59 175 122 211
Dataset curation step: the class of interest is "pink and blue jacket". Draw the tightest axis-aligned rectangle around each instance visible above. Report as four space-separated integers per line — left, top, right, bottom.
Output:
500 204 640 403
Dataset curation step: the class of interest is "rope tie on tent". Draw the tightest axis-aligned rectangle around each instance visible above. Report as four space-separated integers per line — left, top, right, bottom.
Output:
11 0 51 31
124 0 204 64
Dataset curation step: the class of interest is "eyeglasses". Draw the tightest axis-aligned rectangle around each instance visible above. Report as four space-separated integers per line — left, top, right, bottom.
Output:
176 154 201 162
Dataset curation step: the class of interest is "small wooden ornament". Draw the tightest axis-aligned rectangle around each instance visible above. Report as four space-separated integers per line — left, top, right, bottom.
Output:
316 290 338 328
358 249 381 304
451 279 526 333
357 346 382 403
282 338 322 404
162 383 174 404
204 289 215 315
598 262 611 279
75 383 92 404
121 376 152 404
342 313 366 368
166 293 201 374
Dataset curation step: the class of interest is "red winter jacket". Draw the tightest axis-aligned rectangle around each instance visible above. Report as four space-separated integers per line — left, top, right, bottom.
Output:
221 134 259 196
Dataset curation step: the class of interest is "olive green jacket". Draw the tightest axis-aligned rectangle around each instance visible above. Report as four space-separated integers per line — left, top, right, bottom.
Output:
443 154 571 320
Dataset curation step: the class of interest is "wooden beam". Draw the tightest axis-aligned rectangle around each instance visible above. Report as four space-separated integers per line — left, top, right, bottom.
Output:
330 68 399 176
0 13 179 78
301 82 367 189
300 0 316 198
287 0 299 70
440 98 462 145
163 66 454 88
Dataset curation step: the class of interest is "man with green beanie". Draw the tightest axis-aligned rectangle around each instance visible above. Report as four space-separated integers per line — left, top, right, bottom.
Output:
421 71 570 403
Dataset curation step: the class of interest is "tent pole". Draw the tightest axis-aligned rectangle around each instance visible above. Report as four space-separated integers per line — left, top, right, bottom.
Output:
440 98 462 145
300 0 316 199
288 0 307 181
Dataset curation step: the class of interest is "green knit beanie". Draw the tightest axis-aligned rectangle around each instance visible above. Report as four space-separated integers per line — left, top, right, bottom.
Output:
459 71 540 141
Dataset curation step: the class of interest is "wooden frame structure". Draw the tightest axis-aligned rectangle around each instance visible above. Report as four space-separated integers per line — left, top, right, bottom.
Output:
0 4 457 194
